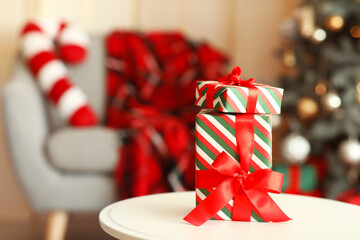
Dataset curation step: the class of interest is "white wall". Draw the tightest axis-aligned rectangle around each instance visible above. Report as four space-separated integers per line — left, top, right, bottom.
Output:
0 0 295 221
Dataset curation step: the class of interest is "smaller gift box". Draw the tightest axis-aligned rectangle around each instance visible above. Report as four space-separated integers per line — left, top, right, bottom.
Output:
273 164 322 197
195 67 284 114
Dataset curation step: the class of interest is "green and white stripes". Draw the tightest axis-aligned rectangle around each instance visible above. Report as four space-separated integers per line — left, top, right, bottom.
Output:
195 81 284 114
195 110 272 221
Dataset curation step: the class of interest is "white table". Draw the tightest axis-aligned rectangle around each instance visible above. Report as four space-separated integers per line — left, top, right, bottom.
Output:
99 191 360 240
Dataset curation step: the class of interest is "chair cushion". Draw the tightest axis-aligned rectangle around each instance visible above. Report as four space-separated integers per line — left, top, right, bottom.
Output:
46 127 118 173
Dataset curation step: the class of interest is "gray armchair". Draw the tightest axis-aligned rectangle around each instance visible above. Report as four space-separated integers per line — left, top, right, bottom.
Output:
3 36 119 239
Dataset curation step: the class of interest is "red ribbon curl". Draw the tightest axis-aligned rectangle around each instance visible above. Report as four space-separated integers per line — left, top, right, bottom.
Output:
184 114 291 226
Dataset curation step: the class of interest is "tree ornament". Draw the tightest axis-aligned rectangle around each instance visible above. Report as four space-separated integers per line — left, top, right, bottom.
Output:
350 26 360 38
298 5 315 38
312 28 327 42
357 82 360 93
356 92 360 105
339 139 360 165
282 133 311 164
315 82 327 96
356 83 360 104
297 97 319 120
283 49 296 67
271 114 282 129
322 92 341 111
325 15 344 32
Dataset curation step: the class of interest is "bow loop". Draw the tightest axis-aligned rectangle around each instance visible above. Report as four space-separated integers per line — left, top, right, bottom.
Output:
218 66 256 87
246 169 285 194
211 151 241 177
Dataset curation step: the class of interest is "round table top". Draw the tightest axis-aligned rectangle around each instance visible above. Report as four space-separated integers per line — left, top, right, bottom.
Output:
99 191 360 240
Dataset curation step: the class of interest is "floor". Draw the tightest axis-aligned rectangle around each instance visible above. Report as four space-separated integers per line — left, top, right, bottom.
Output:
0 214 116 240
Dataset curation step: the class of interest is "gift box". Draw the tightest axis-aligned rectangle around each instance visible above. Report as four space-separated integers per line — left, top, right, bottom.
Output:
187 109 289 224
273 164 322 197
195 109 273 176
184 67 290 226
194 67 283 114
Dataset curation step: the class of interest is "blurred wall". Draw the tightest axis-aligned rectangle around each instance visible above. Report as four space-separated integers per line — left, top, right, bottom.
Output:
0 0 295 221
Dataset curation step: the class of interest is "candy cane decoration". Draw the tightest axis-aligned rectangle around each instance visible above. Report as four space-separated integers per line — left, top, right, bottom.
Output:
21 18 98 126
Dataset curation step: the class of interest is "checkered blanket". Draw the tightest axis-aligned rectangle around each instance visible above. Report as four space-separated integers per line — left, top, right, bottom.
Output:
105 31 227 199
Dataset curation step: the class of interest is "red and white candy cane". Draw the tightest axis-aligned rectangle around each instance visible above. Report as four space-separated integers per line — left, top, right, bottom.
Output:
21 18 98 126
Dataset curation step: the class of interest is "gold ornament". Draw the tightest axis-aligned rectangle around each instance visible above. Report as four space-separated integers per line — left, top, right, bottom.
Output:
283 50 296 67
297 97 319 120
315 82 327 96
325 15 344 32
350 26 360 38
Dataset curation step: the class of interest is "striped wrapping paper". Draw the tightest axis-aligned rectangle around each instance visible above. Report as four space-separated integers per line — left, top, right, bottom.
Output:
273 164 321 196
195 81 283 114
195 109 272 222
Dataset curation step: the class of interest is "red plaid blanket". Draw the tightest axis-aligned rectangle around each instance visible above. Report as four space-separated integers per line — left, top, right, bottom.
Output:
105 31 227 199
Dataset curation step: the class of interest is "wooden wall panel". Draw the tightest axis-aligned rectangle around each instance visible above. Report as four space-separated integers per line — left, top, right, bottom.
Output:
182 0 229 54
139 0 182 30
235 0 287 82
89 0 134 34
0 0 27 49
39 0 88 29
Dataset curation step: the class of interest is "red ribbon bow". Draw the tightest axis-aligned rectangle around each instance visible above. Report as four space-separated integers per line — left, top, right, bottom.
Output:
184 114 291 226
218 66 255 87
205 66 260 112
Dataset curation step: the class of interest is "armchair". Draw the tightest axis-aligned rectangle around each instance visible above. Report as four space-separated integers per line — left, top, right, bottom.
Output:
2 36 118 239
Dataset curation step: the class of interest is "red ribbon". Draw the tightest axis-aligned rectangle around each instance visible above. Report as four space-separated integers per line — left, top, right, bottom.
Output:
286 165 300 194
184 114 291 226
205 66 260 112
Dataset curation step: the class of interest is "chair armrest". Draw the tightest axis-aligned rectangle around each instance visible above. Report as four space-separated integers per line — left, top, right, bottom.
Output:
2 59 60 209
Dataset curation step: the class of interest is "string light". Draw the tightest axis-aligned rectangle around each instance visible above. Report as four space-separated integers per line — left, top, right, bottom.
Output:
322 92 341 111
325 15 344 32
283 50 296 67
299 5 315 38
313 28 327 42
297 97 319 120
302 25 315 38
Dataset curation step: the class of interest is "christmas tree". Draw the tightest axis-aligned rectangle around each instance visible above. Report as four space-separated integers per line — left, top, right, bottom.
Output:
276 0 360 200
